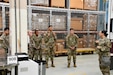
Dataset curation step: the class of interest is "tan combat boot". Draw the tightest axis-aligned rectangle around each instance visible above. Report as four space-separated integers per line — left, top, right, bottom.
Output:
74 62 77 67
67 63 70 68
46 64 49 68
46 62 49 68
51 61 55 67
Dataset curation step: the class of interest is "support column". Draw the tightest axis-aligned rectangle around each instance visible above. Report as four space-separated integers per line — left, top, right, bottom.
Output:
10 0 28 55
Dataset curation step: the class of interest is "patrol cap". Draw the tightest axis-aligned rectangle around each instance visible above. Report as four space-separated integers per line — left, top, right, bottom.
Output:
70 28 74 31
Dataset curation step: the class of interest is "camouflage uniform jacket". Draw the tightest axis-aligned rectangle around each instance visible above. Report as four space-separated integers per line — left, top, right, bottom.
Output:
32 34 42 50
97 37 111 56
66 34 78 49
0 33 9 50
45 31 57 47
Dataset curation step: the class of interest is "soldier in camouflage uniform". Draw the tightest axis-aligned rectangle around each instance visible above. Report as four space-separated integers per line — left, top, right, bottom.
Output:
31 29 42 61
96 30 111 75
27 30 34 59
1 27 10 55
66 28 78 68
44 25 57 68
0 27 10 75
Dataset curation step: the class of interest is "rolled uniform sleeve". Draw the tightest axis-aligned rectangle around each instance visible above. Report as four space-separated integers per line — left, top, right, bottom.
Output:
75 34 79 47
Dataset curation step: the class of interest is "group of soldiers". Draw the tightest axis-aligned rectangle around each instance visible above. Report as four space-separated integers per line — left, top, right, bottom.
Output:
28 26 111 75
28 26 78 68
0 26 111 75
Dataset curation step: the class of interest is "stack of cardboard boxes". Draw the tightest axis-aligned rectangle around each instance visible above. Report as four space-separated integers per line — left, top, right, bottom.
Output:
83 14 97 31
78 38 83 48
70 0 98 10
31 0 98 10
84 0 98 10
56 39 65 52
88 34 96 48
32 13 49 30
51 15 66 30
82 34 96 48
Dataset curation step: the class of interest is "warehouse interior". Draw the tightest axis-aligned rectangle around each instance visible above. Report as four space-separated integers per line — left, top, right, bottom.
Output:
0 0 113 75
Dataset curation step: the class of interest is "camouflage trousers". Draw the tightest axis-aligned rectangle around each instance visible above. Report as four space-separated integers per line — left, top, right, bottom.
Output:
45 47 55 63
67 49 76 64
29 48 43 61
98 55 110 75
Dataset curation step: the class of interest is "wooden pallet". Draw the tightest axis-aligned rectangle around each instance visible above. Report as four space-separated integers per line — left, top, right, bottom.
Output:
83 8 97 11
51 6 66 8
70 8 83 10
55 48 95 56
31 4 49 7
76 48 95 54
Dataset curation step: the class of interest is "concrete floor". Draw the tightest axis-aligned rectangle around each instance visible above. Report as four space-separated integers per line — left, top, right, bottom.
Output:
46 54 113 75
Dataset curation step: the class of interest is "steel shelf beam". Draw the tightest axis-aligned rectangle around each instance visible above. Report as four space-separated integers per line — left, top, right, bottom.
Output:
0 3 105 14
28 6 68 12
70 9 105 14
27 6 105 14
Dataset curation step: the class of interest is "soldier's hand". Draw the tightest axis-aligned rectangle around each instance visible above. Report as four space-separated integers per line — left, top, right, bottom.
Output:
95 40 99 44
97 46 101 49
70 47 75 50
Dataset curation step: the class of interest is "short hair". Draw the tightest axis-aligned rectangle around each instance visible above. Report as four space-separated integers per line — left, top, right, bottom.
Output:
4 27 9 31
101 30 108 37
70 28 74 31
48 25 52 28
35 29 39 31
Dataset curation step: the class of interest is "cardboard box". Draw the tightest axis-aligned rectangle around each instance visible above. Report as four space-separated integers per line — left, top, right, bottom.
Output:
83 34 96 48
78 38 83 48
84 0 98 10
71 18 83 30
83 14 97 31
44 0 49 6
51 15 66 30
32 14 49 30
70 0 83 9
56 43 64 51
50 0 65 7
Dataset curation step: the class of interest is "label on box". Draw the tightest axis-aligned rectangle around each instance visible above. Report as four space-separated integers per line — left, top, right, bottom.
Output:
56 19 61 23
38 18 43 22
7 56 18 65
